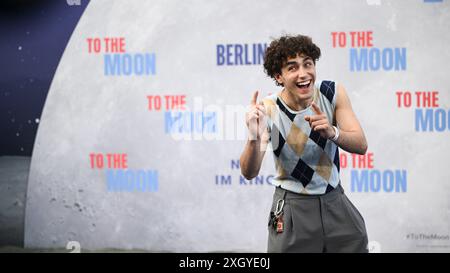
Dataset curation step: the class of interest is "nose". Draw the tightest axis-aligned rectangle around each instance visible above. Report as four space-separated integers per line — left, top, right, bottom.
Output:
297 66 308 79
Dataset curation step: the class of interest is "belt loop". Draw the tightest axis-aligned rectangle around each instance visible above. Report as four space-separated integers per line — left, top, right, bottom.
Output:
276 185 288 200
276 186 288 203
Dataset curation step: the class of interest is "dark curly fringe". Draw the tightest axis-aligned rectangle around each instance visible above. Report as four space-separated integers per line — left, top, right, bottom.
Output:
263 35 321 86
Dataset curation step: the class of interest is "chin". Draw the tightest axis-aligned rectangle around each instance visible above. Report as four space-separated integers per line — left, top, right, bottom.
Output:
295 87 313 98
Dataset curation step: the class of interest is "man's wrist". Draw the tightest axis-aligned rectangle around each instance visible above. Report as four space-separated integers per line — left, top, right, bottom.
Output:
247 136 261 143
329 126 340 142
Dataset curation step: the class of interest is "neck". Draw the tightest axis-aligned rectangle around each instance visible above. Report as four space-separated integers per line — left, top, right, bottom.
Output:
281 89 312 111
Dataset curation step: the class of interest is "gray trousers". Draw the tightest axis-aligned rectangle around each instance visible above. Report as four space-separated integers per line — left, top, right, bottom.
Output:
267 185 368 253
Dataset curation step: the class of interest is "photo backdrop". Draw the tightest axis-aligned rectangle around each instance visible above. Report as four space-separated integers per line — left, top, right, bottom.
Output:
25 0 450 252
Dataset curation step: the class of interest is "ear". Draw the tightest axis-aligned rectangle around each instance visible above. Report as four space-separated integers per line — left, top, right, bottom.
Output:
275 74 283 85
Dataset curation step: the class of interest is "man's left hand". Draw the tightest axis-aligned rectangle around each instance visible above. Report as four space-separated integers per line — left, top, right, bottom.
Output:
304 102 336 139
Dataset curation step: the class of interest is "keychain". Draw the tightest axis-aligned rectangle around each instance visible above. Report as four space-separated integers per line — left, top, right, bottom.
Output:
274 199 285 233
276 213 284 233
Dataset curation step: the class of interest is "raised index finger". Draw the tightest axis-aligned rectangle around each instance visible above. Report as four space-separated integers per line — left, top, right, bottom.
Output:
311 102 323 115
251 91 259 106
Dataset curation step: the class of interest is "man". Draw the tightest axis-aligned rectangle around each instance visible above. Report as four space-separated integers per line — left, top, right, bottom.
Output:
240 34 369 253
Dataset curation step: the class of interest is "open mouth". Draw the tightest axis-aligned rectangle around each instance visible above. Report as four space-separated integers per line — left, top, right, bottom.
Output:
296 80 312 90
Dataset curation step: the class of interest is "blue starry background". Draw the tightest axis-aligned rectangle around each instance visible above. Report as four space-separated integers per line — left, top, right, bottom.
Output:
0 0 89 156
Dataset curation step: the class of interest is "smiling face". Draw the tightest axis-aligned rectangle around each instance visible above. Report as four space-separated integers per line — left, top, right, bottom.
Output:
275 54 316 105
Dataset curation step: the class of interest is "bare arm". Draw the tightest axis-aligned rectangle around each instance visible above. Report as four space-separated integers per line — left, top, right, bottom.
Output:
240 131 269 180
334 84 368 155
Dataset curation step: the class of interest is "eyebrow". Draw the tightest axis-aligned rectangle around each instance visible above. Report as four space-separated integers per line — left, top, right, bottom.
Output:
285 57 313 66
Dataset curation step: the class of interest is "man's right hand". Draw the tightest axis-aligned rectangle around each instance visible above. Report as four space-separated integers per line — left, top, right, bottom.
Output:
246 91 267 141
240 91 269 179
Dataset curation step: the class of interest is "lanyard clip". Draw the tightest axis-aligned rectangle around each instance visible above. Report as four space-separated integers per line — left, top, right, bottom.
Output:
275 199 285 216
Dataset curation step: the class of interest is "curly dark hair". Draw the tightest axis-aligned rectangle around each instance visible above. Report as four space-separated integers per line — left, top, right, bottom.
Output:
263 35 321 86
